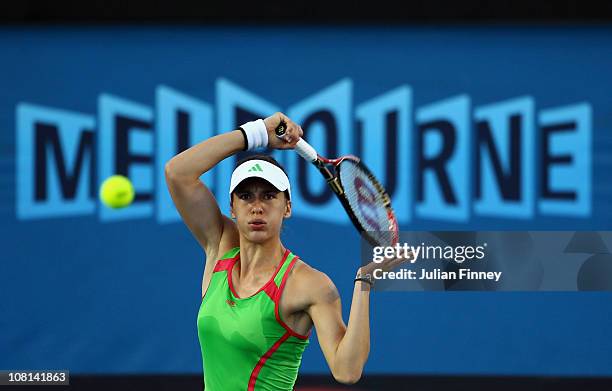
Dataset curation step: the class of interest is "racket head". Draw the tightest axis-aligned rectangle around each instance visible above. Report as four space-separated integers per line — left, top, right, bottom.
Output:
335 158 399 247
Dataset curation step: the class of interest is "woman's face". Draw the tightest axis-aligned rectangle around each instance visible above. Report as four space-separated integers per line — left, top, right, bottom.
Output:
230 178 291 244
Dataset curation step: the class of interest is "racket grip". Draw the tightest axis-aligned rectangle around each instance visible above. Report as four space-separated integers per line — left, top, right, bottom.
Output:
294 139 318 162
274 121 318 161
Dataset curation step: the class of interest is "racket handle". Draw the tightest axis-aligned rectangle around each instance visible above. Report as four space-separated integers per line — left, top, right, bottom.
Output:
275 121 318 162
294 139 318 162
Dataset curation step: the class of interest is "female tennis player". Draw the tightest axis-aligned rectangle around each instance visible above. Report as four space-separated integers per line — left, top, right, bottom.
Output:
165 112 404 390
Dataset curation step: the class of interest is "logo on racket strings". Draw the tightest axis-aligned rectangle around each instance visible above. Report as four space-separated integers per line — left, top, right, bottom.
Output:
354 177 383 231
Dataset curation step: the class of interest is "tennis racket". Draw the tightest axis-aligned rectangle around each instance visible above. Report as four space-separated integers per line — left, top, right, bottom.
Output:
276 121 399 247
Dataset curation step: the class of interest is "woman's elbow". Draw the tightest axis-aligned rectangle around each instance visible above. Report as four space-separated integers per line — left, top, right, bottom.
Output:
164 159 175 178
164 159 184 184
333 369 362 385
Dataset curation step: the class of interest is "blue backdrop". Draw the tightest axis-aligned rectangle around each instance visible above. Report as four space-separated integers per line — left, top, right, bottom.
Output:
1 26 612 376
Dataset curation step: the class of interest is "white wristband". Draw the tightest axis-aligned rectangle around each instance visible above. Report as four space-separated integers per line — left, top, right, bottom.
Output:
240 119 268 150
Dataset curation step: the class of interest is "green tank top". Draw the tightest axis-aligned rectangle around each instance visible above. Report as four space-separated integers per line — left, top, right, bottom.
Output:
197 247 310 391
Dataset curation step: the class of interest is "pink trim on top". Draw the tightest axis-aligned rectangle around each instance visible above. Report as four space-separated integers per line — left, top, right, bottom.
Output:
262 283 279 301
202 252 240 300
274 256 311 340
227 249 290 300
213 257 238 272
247 331 291 391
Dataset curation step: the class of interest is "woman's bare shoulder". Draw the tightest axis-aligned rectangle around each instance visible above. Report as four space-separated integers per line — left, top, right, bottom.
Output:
287 258 339 306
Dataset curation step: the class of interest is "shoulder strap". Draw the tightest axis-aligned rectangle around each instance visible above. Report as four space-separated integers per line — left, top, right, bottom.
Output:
272 251 310 339
221 247 240 259
213 247 240 273
273 251 297 287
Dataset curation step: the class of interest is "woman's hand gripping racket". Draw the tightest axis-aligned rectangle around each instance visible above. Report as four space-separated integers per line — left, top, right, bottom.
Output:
275 121 399 248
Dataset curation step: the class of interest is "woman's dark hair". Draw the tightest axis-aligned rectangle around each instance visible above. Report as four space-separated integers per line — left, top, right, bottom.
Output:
232 154 290 201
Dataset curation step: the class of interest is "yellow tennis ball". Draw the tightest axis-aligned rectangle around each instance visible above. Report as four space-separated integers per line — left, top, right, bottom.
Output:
99 175 135 209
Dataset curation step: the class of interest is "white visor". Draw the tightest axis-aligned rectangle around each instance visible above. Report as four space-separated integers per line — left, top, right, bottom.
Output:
229 159 291 200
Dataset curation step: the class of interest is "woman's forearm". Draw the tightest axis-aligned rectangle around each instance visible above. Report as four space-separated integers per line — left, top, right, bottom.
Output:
165 129 245 181
333 278 371 383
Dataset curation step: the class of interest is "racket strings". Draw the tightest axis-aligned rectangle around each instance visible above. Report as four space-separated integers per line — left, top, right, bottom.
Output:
338 160 398 247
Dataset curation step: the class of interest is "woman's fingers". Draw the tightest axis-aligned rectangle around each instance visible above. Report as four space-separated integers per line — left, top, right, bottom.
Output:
283 121 302 145
267 114 303 149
